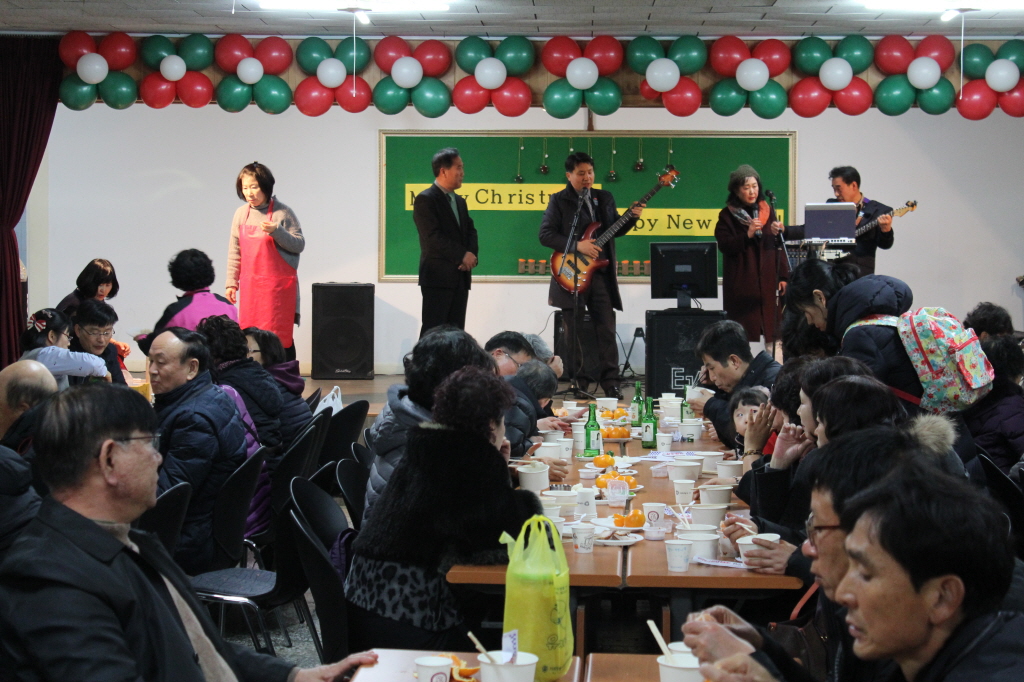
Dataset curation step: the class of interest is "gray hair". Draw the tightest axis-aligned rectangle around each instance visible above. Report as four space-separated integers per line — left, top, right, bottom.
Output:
522 333 553 363
516 360 558 401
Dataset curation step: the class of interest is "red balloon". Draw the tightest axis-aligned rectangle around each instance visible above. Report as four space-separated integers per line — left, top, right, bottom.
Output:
874 35 914 75
709 36 751 77
452 76 491 113
584 35 624 76
413 39 452 78
374 36 412 74
956 79 998 120
752 39 791 78
662 76 702 116
833 76 872 116
98 32 137 71
59 31 97 68
541 36 582 78
639 79 661 101
335 76 372 113
491 76 532 116
176 71 213 108
789 76 832 117
915 35 955 72
216 34 254 73
254 36 293 75
294 76 334 116
139 72 175 108
998 80 1024 118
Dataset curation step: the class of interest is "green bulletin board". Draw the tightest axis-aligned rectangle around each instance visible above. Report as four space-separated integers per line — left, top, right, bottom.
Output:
379 131 795 281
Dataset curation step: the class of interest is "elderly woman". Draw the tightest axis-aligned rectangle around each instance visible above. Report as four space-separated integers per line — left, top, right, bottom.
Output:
345 366 542 651
715 165 789 345
225 162 304 360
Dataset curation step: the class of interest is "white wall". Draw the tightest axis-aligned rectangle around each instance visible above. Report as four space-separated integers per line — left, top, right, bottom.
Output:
35 102 1024 374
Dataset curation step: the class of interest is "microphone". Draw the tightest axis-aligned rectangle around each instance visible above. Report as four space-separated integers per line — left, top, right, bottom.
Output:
765 190 783 249
582 186 591 205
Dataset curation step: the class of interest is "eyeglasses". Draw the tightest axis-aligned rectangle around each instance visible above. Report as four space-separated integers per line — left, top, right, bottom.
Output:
248 348 261 356
805 512 842 550
61 331 72 341
117 432 161 451
498 349 521 370
81 327 115 339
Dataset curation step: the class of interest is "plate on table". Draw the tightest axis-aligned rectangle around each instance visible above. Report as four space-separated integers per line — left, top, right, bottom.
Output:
592 517 641 531
595 533 643 546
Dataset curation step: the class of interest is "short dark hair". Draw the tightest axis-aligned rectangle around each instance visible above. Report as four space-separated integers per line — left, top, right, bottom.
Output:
431 366 516 443
964 302 1014 338
484 331 536 359
168 249 216 291
809 426 912 517
828 166 861 187
21 308 71 351
404 326 496 411
2 364 57 411
786 258 860 313
195 315 249 364
161 327 211 373
34 384 158 492
726 387 768 442
431 147 460 177
74 299 118 329
981 335 1024 382
840 462 1015 620
516 360 558 401
770 356 812 423
243 327 287 367
695 320 753 365
812 375 905 440
565 151 594 173
780 307 839 360
236 162 275 201
799 355 873 401
75 258 119 300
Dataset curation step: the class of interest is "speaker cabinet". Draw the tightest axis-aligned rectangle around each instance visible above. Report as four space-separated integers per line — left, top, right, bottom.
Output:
312 283 374 380
553 310 601 382
645 309 727 397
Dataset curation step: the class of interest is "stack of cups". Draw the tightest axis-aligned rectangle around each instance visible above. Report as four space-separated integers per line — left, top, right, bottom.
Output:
660 396 684 421
556 437 574 460
575 487 597 520
571 421 586 450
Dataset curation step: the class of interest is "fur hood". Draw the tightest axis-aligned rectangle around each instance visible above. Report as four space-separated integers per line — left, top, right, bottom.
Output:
905 413 965 477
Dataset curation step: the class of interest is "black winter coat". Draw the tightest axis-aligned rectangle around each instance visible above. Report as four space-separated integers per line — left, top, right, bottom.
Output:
266 360 312 451
67 337 127 385
364 384 432 523
0 402 47 496
963 378 1024 475
0 446 40 563
505 375 542 459
215 358 284 453
703 351 782 449
155 371 247 574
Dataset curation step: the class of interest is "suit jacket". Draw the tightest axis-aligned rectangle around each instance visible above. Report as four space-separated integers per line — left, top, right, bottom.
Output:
414 183 479 290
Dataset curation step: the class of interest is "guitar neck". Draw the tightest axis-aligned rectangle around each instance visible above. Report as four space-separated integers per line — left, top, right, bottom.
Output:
854 204 912 237
593 183 665 247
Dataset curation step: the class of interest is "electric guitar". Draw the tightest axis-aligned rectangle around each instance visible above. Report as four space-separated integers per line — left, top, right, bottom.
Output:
551 166 680 295
854 200 918 238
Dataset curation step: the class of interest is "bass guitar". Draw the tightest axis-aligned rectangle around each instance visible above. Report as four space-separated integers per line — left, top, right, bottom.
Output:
854 200 918 238
551 166 679 295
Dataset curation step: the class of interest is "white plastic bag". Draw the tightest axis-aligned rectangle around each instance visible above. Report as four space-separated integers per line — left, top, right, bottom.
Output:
314 386 343 416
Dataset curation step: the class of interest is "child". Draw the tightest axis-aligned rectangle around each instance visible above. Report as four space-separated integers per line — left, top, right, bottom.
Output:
726 387 769 460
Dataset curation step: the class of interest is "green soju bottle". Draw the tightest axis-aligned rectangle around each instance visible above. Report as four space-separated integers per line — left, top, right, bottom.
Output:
584 403 602 457
629 381 643 427
641 396 658 449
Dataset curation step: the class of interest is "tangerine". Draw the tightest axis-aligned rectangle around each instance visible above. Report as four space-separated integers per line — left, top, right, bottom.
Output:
612 514 626 527
601 410 614 419
615 426 630 438
613 407 627 418
593 453 614 468
622 475 637 489
595 474 614 489
624 509 645 527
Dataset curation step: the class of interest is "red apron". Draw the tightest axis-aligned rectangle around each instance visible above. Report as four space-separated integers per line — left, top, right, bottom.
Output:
238 199 298 347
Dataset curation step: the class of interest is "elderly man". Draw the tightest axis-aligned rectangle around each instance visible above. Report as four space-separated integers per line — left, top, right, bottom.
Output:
149 327 247 574
484 330 537 377
0 383 376 681
69 298 127 385
0 360 58 463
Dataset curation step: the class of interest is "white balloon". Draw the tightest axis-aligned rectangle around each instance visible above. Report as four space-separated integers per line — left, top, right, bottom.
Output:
316 57 347 89
159 54 187 82
236 57 264 85
645 57 680 93
76 52 109 85
475 57 507 90
818 57 853 91
391 56 423 89
907 56 941 90
735 58 769 92
986 58 1020 93
566 57 599 90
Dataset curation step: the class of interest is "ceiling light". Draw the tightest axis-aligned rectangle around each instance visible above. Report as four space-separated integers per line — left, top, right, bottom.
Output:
354 9 370 23
259 0 449 10
862 1 1016 9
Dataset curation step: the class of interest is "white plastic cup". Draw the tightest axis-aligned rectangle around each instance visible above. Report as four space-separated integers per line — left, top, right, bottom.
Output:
415 656 454 682
685 533 720 560
556 437 574 460
672 479 694 505
717 461 744 478
657 653 703 682
643 502 665 528
665 539 692 572
737 533 782 565
656 432 674 451
578 468 598 480
690 504 729 527
518 463 549 495
667 462 701 482
478 651 539 682
572 523 596 553
698 485 734 505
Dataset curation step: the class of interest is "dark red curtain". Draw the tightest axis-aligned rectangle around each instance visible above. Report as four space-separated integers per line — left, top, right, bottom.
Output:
0 36 62 367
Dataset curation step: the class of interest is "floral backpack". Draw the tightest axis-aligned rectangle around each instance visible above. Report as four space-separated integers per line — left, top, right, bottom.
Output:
843 307 994 414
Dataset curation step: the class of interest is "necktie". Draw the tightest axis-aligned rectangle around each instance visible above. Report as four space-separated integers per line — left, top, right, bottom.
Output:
447 192 460 226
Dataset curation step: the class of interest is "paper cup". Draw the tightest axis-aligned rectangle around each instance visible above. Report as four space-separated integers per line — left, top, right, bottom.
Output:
562 401 578 410
661 392 678 399
665 540 692 572
698 485 734 505
660 401 683 421
737 533 782 565
575 487 597 519
656 432 674 451
415 656 454 682
679 423 702 440
540 430 561 443
686 386 714 401
674 455 704 465
535 443 561 462
672 479 694 505
674 523 719 537
550 516 565 535
542 504 560 518
572 523 595 553
643 503 665 528
690 504 729 527
478 651 539 682
518 463 549 494
668 641 693 655
717 461 744 478
667 462 701 482
556 437 574 460
685 533 720 560
657 654 703 682
596 397 618 411
578 468 598 480
701 452 726 471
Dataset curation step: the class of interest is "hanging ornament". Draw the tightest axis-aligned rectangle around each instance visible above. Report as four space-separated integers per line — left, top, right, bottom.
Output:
568 136 574 152
634 138 645 172
666 139 674 169
606 138 617 181
538 138 549 174
514 138 524 183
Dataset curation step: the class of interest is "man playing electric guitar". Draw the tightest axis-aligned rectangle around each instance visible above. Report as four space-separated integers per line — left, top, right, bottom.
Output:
827 165 893 277
538 151 644 399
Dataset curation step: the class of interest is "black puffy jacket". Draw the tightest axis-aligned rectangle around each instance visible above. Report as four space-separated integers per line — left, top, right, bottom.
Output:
265 360 312 451
215 358 284 458
155 371 247 574
0 446 40 563
504 375 541 459
964 378 1024 475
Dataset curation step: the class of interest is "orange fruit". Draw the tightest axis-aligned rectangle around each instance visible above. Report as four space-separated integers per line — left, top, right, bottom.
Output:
455 667 480 681
612 514 626 527
622 475 637 489
616 426 630 438
594 453 614 468
601 410 614 419
624 509 645 527
595 474 613 489
614 407 627 418
600 427 612 438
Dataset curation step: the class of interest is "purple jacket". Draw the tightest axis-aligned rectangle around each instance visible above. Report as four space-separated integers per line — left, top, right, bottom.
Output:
138 289 238 355
964 378 1024 474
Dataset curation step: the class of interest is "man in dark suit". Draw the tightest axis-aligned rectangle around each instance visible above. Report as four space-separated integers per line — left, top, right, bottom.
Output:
538 152 643 399
414 147 479 337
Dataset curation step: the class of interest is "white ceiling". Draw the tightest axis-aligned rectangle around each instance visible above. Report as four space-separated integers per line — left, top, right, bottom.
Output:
1 1 1022 38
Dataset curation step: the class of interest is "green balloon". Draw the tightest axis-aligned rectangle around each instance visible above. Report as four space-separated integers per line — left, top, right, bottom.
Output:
373 76 410 114
667 35 707 75
141 35 175 70
455 36 493 73
98 71 136 110
627 36 665 74
874 74 915 116
748 80 787 119
792 36 832 76
496 36 535 77
916 77 955 115
709 78 747 116
835 35 874 74
962 43 994 80
216 75 252 112
543 78 582 119
178 33 214 71
335 37 370 73
59 74 96 111
996 39 1024 74
584 76 622 116
253 75 292 114
297 37 332 75
411 77 451 118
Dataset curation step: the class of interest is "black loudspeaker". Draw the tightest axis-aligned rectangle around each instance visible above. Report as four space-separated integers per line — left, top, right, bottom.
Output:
312 283 374 380
645 309 727 397
553 310 601 382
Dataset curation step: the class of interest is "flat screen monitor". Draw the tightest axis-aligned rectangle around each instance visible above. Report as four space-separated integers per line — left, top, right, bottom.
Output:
804 202 857 239
650 242 718 308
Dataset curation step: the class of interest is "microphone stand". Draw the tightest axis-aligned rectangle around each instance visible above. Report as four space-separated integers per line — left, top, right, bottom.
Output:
555 189 596 400
766 190 790 361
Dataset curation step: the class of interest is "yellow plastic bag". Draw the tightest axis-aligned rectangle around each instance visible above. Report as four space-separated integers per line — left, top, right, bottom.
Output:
500 515 573 681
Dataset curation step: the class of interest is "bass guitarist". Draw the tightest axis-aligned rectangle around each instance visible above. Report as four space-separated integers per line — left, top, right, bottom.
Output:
538 152 644 399
828 165 893 277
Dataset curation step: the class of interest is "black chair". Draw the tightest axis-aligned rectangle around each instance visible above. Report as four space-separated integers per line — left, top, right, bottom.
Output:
135 482 192 555
335 458 369 531
351 442 375 471
977 453 1024 559
362 427 371 447
291 477 349 550
290 510 351 663
319 400 369 468
309 460 337 495
305 387 322 412
307 408 333 471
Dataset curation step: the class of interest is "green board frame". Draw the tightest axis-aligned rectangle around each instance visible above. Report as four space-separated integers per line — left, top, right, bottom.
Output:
379 130 796 282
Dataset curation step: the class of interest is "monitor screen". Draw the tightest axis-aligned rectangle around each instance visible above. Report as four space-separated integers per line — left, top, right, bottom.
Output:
650 242 718 307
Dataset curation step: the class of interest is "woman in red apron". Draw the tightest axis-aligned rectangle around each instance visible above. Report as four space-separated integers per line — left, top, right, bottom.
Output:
225 162 305 358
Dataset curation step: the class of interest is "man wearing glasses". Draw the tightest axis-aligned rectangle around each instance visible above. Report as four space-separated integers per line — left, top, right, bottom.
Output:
68 299 126 385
